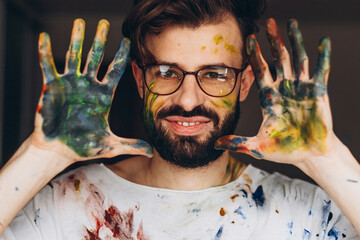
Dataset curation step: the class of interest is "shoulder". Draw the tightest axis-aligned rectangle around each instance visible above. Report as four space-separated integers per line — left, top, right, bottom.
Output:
243 165 319 201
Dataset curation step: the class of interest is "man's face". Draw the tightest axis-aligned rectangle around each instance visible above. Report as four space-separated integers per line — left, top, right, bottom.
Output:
133 16 253 168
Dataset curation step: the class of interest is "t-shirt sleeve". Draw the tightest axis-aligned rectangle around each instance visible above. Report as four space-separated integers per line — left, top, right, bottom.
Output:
1 184 63 240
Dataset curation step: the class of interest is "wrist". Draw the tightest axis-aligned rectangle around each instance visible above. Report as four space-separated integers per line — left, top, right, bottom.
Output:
7 135 74 172
295 136 360 187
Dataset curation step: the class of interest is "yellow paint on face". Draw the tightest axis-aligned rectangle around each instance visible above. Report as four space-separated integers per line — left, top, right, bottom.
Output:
201 46 206 51
213 34 224 45
211 48 219 55
224 43 239 54
210 94 237 112
145 82 165 116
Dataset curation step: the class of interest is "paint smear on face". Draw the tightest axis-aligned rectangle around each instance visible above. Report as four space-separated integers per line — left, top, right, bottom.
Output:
201 46 206 51
211 48 219 55
213 34 224 45
211 94 236 112
224 43 239 54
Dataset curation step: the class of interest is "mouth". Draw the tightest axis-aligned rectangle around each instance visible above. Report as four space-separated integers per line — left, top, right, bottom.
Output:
164 116 212 136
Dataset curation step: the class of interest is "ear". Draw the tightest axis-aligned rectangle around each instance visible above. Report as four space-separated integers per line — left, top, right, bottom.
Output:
239 65 255 102
132 60 144 99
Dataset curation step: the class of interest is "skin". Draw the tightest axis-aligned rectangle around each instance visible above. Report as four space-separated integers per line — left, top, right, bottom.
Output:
35 19 153 159
215 19 331 163
1 17 360 236
0 19 153 234
113 14 255 191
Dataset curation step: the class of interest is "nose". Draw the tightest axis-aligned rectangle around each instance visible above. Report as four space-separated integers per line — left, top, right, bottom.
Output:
171 74 207 111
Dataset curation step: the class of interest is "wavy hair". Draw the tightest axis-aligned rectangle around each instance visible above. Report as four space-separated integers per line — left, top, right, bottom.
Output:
122 0 266 65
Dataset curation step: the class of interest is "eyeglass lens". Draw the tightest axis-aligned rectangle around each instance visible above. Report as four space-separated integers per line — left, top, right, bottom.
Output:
144 65 237 96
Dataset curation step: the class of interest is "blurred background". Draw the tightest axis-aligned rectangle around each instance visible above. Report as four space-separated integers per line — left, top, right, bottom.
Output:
0 0 359 182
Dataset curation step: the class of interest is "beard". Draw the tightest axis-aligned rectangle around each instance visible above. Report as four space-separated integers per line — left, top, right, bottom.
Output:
142 102 240 169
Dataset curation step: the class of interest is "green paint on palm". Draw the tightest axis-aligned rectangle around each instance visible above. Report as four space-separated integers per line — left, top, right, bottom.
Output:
41 73 112 157
267 98 327 153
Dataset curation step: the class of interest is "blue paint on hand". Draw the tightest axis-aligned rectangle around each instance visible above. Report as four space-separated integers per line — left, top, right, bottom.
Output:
251 149 263 159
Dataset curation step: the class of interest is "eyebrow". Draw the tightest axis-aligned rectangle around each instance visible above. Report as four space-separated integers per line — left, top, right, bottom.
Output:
155 60 235 70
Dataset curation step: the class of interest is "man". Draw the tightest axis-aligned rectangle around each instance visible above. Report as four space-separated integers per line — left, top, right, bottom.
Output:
0 0 359 239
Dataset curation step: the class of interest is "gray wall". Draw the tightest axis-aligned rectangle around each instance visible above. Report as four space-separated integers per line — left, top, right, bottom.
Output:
1 0 359 182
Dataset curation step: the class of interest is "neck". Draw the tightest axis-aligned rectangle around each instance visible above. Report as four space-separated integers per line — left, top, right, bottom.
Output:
144 150 246 190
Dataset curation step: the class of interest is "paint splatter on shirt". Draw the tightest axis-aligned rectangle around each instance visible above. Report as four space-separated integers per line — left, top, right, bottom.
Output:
3 164 358 240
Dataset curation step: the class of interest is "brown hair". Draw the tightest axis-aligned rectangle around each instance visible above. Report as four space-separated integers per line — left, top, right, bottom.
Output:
122 0 266 65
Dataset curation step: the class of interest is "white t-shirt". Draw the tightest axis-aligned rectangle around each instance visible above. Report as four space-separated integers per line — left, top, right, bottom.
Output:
3 164 358 240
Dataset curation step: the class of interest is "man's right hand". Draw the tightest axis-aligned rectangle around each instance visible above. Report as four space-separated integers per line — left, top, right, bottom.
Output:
33 18 153 162
0 19 153 235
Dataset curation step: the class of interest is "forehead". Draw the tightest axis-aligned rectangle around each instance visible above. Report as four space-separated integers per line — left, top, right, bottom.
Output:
145 16 243 70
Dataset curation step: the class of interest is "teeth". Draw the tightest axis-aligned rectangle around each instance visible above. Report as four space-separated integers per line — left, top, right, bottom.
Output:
176 121 202 126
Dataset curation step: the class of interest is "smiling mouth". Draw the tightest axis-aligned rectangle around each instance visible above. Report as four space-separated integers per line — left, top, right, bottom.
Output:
176 121 201 126
165 116 211 136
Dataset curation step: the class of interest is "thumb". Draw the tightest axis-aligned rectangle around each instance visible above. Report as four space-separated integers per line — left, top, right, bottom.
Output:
101 136 153 159
215 135 264 159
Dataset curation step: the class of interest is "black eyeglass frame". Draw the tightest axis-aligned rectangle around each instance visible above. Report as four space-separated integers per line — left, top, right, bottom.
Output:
137 63 248 97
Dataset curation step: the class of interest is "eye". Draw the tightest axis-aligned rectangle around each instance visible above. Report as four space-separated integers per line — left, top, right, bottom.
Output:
159 70 178 78
204 72 225 79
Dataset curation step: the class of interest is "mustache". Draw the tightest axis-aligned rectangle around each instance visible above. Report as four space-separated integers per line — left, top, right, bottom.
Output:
156 105 220 126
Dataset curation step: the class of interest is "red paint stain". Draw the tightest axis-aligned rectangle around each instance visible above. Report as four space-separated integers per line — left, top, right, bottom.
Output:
56 171 149 239
86 229 101 240
234 146 250 154
36 104 42 113
37 85 48 113
266 92 273 99
85 205 149 240
136 223 149 240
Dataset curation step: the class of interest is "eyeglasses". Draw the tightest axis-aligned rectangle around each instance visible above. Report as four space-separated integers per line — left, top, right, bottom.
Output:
138 63 247 97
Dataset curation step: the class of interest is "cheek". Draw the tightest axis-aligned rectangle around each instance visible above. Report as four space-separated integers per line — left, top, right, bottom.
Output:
210 93 237 112
144 90 165 115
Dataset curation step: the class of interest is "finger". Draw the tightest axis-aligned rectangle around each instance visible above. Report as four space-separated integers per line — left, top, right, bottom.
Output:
214 135 264 159
266 18 292 80
99 136 153 158
246 35 273 89
287 19 309 80
84 19 110 78
313 36 331 86
65 19 85 73
104 38 131 89
38 32 58 84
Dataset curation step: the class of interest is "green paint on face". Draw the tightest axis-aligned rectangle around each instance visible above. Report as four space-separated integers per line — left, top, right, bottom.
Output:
143 82 160 136
213 34 224 45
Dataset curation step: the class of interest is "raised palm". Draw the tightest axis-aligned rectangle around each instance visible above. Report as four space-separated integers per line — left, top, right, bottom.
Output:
215 19 334 164
33 19 152 160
